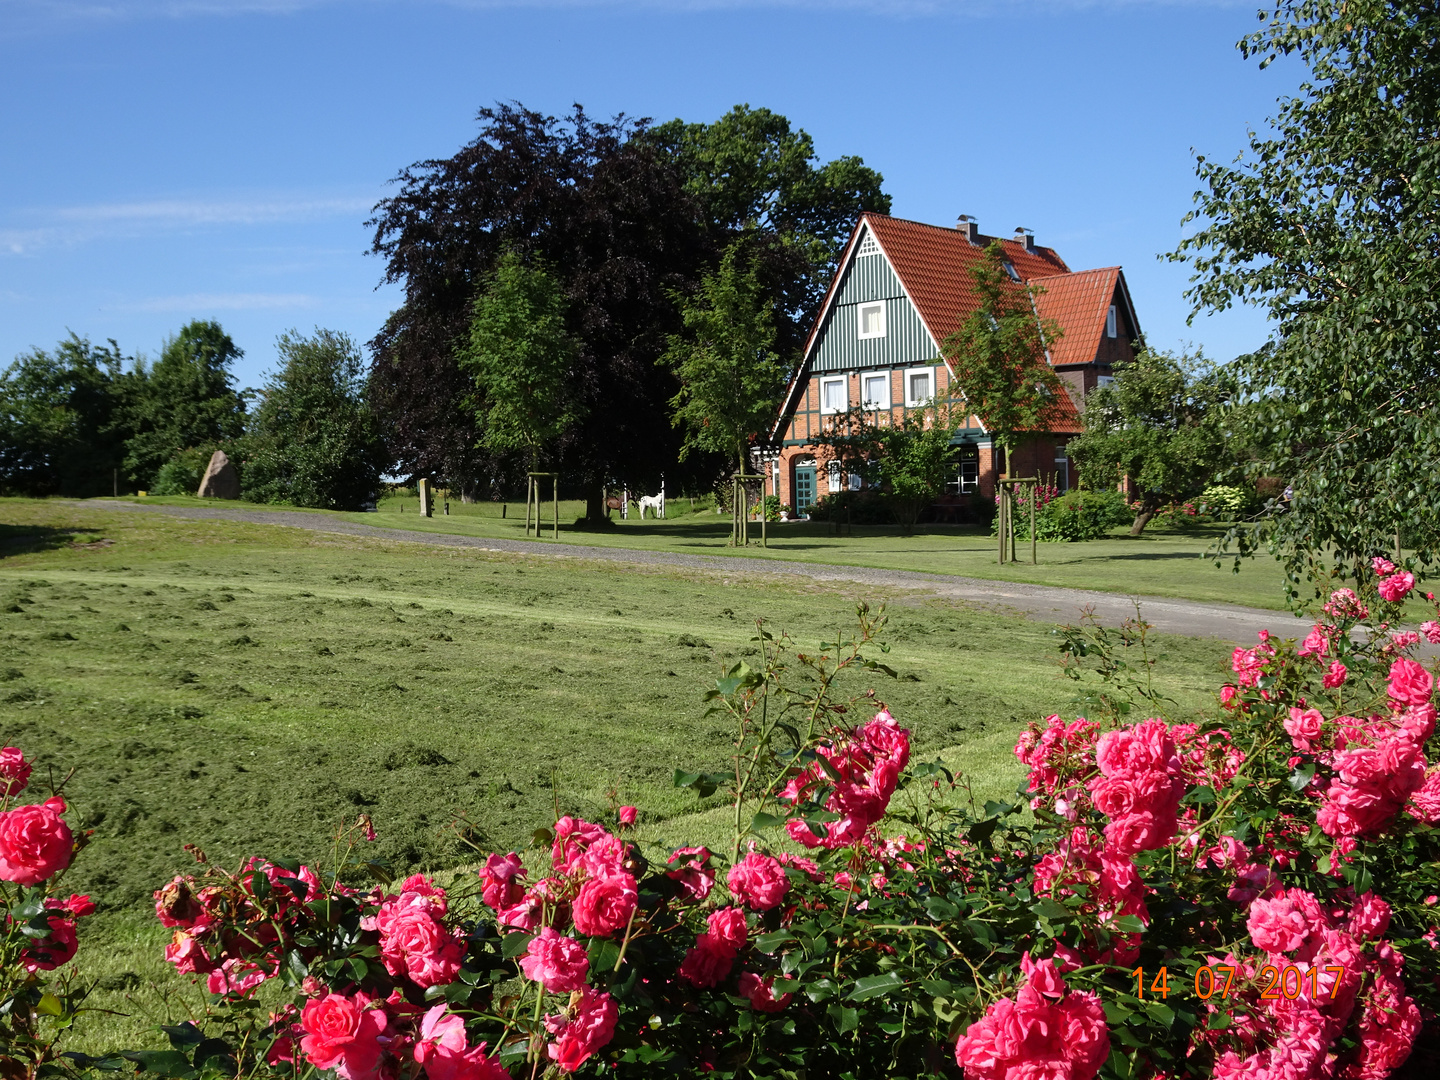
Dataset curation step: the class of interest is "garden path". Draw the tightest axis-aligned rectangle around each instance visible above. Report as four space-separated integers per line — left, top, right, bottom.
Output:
84 499 1306 645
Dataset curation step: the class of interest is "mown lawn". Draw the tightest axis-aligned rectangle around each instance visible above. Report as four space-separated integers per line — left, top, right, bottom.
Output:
0 497 1236 1053
110 492 1290 610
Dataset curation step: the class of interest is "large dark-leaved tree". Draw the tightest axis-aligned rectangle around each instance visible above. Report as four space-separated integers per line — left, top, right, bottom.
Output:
367 102 890 517
1173 0 1440 593
368 104 712 513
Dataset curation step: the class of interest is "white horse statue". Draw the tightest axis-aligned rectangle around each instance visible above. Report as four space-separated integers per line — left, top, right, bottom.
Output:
636 491 665 519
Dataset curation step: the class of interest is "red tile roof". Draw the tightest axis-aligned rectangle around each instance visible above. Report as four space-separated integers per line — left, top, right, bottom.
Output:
1032 267 1122 369
863 214 1071 347
774 214 1131 442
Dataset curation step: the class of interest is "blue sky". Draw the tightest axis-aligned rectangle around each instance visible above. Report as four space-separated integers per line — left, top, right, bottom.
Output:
1 0 1295 391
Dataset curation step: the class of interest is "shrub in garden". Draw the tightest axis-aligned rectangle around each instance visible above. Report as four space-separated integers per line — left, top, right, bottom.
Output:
992 486 1129 541
10 568 1440 1079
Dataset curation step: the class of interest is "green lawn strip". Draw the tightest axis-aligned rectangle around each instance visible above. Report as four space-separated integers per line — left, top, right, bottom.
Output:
87 493 1290 610
0 497 1231 1053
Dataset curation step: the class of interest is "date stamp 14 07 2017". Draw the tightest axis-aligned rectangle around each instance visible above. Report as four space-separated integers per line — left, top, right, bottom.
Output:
1131 965 1348 1002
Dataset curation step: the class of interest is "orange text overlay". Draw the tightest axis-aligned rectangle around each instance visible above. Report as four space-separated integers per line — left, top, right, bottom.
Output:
1130 965 1347 1002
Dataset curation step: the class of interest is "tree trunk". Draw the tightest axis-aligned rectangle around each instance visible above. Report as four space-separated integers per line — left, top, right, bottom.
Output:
1130 494 1162 536
585 483 605 524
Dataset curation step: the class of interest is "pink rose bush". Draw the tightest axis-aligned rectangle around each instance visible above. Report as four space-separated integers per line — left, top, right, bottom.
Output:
13 572 1440 1080
0 749 93 1072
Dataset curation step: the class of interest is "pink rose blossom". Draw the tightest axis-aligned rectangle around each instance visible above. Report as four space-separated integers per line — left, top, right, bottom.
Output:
518 927 589 993
571 872 637 937
737 972 792 1013
545 987 617 1073
300 992 389 1080
1407 768 1440 824
617 806 637 826
707 907 748 952
0 796 72 885
0 747 31 797
954 953 1109 1080
727 853 790 911
1247 890 1323 954
1298 625 1330 658
1378 571 1415 603
1372 556 1396 576
206 958 272 997
1284 707 1325 751
378 909 465 988
1220 684 1238 708
164 930 217 974
551 816 614 875
1346 891 1391 941
665 846 716 900
1422 620 1440 645
478 853 525 912
677 934 735 988
414 1006 509 1080
1323 661 1347 689
1387 658 1433 707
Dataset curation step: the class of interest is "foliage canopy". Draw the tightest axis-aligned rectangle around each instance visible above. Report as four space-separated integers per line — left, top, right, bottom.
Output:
941 243 1064 471
662 242 790 472
1068 348 1232 536
1173 0 1440 592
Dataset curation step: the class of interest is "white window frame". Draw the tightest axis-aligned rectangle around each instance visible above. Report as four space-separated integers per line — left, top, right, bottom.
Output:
904 366 935 408
857 302 886 340
818 375 848 415
1096 375 1116 389
860 371 890 410
856 233 881 258
1106 305 1118 339
826 460 842 494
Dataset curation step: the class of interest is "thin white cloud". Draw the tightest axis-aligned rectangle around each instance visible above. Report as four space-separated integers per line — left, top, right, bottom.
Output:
0 194 375 255
121 291 320 312
55 195 374 226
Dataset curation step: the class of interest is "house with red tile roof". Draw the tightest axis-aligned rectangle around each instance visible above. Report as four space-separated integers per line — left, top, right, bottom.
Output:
760 212 1141 518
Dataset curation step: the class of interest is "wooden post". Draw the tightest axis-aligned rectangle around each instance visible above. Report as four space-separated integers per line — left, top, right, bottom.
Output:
760 471 768 548
418 478 432 518
997 483 1006 565
552 477 558 539
1030 482 1037 565
525 477 533 536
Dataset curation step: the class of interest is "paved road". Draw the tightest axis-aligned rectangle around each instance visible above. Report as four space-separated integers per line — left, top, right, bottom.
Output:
84 499 1302 644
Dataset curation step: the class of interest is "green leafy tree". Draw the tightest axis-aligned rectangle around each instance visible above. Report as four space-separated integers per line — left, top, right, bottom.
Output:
459 252 583 472
240 329 389 510
941 242 1065 477
123 320 246 487
1173 0 1440 589
662 242 790 473
646 105 891 343
815 404 961 531
0 335 130 496
1068 348 1232 536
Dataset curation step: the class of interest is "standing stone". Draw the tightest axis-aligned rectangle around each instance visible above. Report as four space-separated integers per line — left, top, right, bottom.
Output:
196 450 240 499
418 478 432 518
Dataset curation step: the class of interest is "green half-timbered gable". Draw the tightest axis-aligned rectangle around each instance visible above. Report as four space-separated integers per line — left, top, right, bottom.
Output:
811 233 938 375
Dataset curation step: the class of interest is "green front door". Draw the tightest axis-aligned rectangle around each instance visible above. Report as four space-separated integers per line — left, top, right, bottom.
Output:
794 466 816 516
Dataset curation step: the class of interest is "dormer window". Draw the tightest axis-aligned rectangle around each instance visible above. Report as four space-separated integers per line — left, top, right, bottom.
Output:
857 302 886 340
1107 305 1118 338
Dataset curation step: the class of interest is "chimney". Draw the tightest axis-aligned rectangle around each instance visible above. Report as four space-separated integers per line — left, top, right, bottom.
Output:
1014 227 1036 253
956 214 982 246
